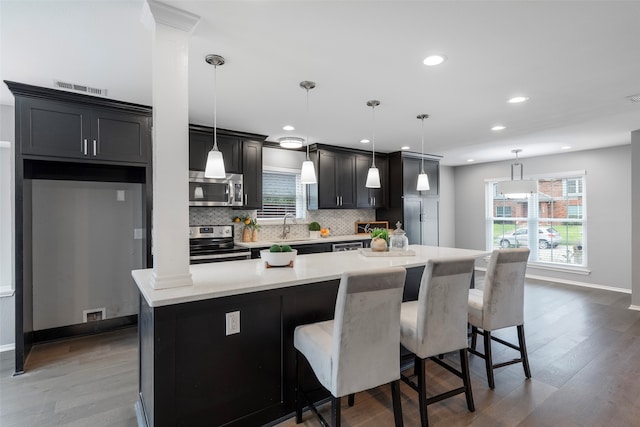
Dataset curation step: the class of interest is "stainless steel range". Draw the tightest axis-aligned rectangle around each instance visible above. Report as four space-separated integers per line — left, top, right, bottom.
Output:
189 225 251 264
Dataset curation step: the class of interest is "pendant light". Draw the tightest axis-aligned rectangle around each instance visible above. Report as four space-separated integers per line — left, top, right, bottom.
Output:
300 80 317 184
416 114 430 191
204 54 226 178
496 149 537 196
365 100 381 188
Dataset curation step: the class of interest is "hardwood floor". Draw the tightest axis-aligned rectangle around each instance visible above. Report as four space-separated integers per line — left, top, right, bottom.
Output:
2 277 640 426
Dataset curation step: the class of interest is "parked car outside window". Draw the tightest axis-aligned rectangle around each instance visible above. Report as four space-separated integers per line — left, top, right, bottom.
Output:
496 227 562 249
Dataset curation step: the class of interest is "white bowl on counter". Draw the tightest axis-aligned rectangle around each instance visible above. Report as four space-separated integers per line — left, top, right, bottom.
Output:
260 249 298 267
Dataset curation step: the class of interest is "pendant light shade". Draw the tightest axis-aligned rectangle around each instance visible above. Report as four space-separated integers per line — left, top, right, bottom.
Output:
416 114 430 191
366 100 381 189
204 54 226 178
300 81 317 184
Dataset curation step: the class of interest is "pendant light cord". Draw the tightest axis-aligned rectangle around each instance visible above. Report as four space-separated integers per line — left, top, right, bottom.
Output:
213 64 218 150
371 104 376 167
305 87 310 160
420 116 425 173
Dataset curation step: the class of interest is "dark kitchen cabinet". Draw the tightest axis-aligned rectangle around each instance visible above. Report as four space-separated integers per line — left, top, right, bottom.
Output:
18 96 150 164
310 148 356 209
242 140 263 209
377 151 441 246
188 128 242 174
355 154 388 209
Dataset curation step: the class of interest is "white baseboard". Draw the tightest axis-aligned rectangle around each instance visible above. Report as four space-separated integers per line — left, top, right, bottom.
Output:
0 343 15 353
475 267 631 295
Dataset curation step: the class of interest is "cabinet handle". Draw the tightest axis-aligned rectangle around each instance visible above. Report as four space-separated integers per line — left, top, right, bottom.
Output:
340 196 343 206
336 196 340 206
92 140 97 156
244 194 248 205
372 196 376 206
83 139 88 155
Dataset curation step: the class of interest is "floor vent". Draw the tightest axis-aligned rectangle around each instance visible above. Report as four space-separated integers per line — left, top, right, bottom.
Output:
54 79 108 97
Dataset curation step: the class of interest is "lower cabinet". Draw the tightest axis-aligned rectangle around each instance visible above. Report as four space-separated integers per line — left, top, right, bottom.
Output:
138 265 425 427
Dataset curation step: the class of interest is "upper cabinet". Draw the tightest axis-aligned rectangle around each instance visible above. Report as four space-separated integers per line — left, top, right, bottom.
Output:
188 124 266 209
11 82 151 165
308 148 356 209
189 127 242 174
355 154 388 209
401 155 439 198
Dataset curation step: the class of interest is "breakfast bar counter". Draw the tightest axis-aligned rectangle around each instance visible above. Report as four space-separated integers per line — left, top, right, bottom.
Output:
132 245 487 427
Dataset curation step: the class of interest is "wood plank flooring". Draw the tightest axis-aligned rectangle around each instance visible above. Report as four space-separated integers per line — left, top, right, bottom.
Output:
2 277 640 426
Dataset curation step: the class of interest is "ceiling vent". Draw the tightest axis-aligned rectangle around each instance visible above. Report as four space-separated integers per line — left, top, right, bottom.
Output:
626 94 640 103
54 80 108 97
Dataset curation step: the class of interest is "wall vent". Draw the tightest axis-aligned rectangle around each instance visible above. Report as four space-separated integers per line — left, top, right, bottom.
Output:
83 308 106 322
54 79 108 97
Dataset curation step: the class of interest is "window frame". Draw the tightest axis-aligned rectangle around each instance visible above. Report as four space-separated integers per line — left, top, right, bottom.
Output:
256 165 308 225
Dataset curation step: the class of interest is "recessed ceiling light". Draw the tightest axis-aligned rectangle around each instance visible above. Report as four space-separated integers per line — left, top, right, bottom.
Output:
360 139 370 144
467 159 475 162
401 146 411 150
278 136 304 149
561 145 572 150
423 55 446 66
491 125 506 131
508 96 529 104
283 125 295 131
626 94 640 103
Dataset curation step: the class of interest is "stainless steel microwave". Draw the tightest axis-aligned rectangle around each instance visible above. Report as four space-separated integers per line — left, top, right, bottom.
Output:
189 171 244 207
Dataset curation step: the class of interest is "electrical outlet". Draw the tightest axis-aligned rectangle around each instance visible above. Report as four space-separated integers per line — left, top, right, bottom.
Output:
225 311 240 335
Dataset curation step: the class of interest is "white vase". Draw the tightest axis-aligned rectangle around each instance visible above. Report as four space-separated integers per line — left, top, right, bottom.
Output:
309 230 320 239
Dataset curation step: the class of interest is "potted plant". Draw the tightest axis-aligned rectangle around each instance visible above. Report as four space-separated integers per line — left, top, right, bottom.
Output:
370 228 389 252
308 221 321 239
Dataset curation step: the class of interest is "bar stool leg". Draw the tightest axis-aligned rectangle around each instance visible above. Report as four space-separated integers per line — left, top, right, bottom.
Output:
459 349 475 412
348 393 355 407
470 326 478 350
517 325 532 379
415 356 429 427
295 351 303 423
331 396 341 427
390 380 404 427
483 330 495 389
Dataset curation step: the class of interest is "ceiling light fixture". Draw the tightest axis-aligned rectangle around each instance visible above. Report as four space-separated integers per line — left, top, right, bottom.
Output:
204 54 226 178
467 159 475 162
360 139 370 144
278 136 304 149
561 145 572 150
300 81 317 184
496 149 537 197
491 125 506 131
283 125 295 131
423 54 446 66
416 114 430 191
401 146 411 150
508 96 529 104
365 100 381 188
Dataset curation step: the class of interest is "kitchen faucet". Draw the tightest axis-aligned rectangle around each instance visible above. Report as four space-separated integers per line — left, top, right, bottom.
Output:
282 213 297 239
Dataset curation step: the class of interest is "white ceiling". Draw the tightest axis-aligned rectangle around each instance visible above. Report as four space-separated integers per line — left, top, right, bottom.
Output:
2 0 640 166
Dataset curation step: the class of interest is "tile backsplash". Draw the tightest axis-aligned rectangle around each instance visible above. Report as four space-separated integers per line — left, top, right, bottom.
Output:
190 207 376 242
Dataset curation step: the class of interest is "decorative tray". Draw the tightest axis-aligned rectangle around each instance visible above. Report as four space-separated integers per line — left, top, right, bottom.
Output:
358 248 416 257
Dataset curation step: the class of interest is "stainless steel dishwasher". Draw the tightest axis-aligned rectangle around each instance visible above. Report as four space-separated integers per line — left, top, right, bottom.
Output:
332 241 364 252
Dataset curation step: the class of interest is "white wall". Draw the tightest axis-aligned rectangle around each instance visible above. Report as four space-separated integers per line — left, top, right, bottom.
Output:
453 145 632 291
631 131 640 306
438 165 456 247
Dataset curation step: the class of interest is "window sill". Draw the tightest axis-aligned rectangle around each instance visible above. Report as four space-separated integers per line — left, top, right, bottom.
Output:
526 262 591 275
0 287 15 298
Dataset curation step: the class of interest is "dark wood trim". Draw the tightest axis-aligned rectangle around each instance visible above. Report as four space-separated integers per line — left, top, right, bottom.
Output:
32 315 137 344
4 80 151 115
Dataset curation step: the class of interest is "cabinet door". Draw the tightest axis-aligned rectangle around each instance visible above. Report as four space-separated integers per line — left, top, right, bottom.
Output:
317 150 339 208
189 130 212 171
93 109 150 163
356 154 387 208
336 153 356 208
217 135 242 174
242 140 262 209
403 156 439 197
19 97 90 159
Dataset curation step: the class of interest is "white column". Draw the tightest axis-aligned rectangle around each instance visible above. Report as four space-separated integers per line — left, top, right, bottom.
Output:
143 1 199 289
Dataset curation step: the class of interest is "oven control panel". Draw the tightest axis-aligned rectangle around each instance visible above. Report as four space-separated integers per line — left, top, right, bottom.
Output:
189 225 233 239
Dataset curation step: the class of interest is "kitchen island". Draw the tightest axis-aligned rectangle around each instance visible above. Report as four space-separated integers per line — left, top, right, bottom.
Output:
132 245 487 427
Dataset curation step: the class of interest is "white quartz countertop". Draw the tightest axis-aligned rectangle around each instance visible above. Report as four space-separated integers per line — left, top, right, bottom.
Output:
133 245 489 308
235 234 371 249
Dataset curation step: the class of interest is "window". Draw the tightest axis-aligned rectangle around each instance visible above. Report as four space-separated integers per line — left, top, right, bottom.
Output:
257 167 306 219
487 174 586 267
